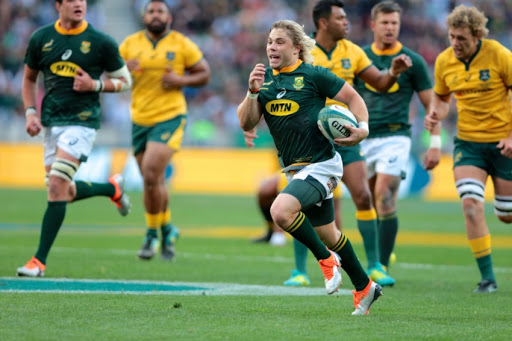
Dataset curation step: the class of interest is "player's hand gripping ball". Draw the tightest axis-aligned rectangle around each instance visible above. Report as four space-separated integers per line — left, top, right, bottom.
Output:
317 104 357 142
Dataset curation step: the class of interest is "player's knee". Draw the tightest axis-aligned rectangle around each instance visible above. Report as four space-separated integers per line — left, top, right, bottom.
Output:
375 190 396 213
270 200 294 228
497 215 512 224
351 189 373 210
494 195 512 224
141 164 161 185
461 199 483 223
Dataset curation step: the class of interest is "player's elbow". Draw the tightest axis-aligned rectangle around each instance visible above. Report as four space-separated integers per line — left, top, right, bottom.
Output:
239 120 254 132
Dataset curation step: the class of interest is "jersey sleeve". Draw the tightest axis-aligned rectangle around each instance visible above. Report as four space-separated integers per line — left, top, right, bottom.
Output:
433 53 450 96
101 34 126 72
182 36 204 69
410 53 432 92
498 44 512 88
24 30 42 70
315 66 345 99
353 44 373 75
118 38 129 61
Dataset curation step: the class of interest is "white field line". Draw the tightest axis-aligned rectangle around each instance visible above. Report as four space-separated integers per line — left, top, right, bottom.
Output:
0 277 350 296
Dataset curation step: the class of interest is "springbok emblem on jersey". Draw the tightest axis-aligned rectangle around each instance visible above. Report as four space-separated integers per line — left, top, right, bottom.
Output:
80 41 91 54
293 77 304 90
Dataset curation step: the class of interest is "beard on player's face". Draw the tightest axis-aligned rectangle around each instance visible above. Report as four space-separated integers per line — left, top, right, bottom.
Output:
145 20 168 35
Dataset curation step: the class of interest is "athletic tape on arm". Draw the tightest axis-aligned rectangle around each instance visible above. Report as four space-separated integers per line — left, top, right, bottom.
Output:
107 65 132 92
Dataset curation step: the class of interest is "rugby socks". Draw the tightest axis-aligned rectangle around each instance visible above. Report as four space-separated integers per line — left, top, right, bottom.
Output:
74 180 115 201
469 235 496 282
145 212 160 239
261 204 274 241
34 201 67 264
379 212 398 268
291 238 309 274
356 209 380 268
283 212 330 260
160 210 172 243
331 233 369 291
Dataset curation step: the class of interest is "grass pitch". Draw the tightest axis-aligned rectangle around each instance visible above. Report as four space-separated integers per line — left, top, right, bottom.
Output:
1 188 511 340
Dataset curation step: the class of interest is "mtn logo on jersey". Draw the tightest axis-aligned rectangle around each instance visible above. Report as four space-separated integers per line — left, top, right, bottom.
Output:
265 99 299 116
50 61 81 77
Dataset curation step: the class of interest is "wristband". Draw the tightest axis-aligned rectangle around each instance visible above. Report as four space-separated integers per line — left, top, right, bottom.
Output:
430 135 442 149
358 121 369 132
25 106 37 117
247 90 259 99
248 88 260 94
388 68 397 78
94 80 104 92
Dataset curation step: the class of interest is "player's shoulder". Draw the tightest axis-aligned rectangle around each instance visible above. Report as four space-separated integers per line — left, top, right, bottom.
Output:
301 62 331 75
166 29 195 43
436 46 454 63
338 38 363 50
122 30 146 43
400 45 426 62
360 43 372 53
482 38 510 54
85 23 118 44
29 22 55 40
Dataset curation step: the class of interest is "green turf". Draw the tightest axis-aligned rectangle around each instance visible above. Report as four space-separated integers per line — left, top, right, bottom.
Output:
1 188 511 340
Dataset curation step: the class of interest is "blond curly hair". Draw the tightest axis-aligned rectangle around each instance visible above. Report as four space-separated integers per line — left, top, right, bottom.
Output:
446 5 489 38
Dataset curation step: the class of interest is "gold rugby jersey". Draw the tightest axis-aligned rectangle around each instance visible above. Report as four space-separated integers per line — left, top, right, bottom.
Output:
434 39 512 142
311 39 372 107
119 30 203 125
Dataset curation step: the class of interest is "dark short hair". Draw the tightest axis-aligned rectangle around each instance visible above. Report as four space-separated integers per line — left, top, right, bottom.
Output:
312 0 344 29
371 1 402 21
144 0 170 12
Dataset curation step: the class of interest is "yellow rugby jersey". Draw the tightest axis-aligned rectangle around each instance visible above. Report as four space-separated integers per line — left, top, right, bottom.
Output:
311 39 372 107
434 39 512 142
119 30 203 125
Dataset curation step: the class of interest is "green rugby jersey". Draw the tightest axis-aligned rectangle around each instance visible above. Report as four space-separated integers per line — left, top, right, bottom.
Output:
258 61 345 167
24 20 125 129
355 42 432 138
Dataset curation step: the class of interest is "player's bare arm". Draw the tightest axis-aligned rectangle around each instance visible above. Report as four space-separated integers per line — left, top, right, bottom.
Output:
125 59 140 72
359 53 412 92
496 134 512 158
162 58 211 90
425 93 451 132
243 128 259 148
419 89 441 170
73 65 132 93
332 82 369 146
237 63 265 131
22 65 42 137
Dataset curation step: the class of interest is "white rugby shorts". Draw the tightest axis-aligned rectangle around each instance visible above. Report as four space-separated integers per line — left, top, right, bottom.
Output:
361 135 411 178
285 152 344 199
43 126 97 166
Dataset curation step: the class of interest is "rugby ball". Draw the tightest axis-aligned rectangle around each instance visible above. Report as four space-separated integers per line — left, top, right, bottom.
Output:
317 104 357 141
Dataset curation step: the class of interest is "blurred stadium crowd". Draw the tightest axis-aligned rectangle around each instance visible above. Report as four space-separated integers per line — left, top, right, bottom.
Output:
1 0 511 149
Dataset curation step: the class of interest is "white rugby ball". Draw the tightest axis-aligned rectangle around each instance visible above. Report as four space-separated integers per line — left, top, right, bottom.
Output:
317 104 357 141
